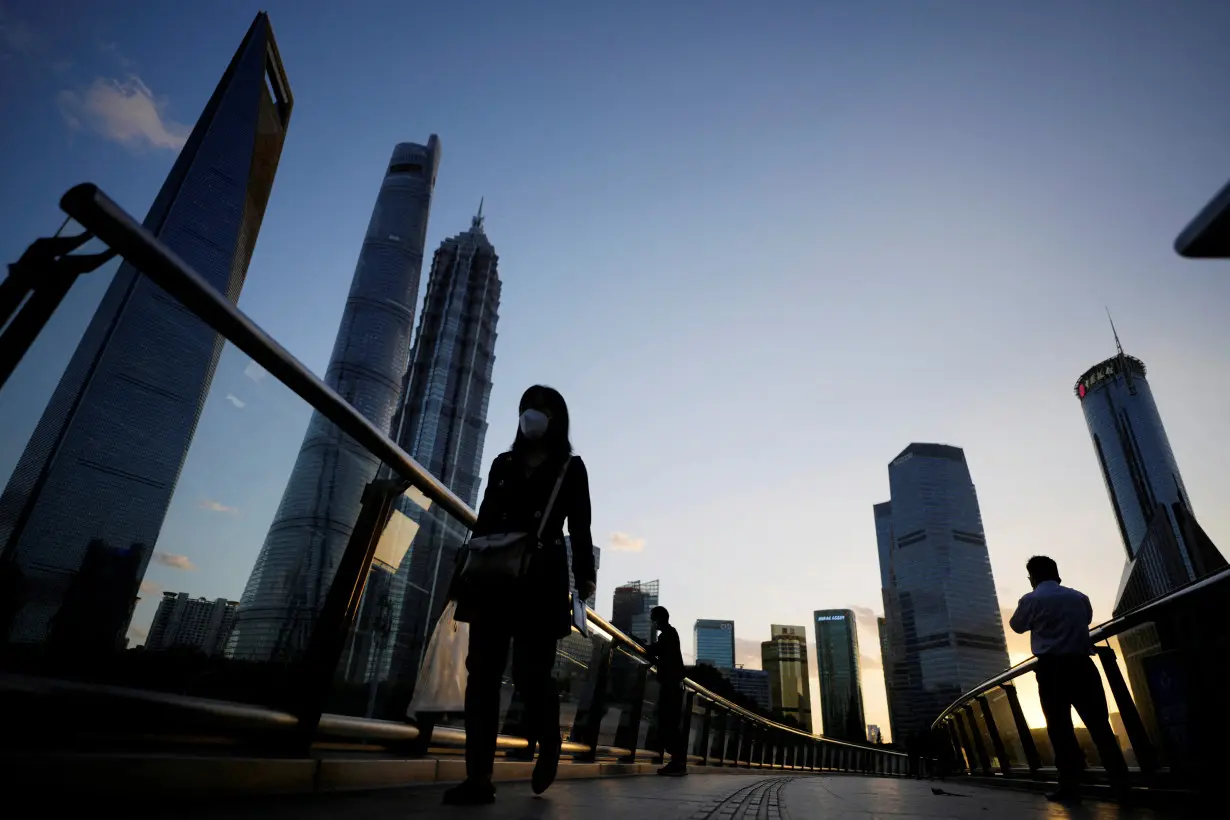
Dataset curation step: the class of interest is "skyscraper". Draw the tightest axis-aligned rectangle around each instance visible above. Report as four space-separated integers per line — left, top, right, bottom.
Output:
229 137 440 661
567 536 601 608
377 205 501 682
612 580 659 646
761 624 812 732
0 12 291 648
874 443 1010 738
1074 335 1226 611
694 619 735 668
146 592 238 656
814 609 866 742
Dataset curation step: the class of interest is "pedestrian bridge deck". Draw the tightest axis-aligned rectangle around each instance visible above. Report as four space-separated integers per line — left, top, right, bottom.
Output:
142 772 1164 820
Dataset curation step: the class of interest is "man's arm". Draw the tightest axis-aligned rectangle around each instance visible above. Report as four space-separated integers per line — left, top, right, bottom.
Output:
1008 592 1033 634
1082 592 1094 626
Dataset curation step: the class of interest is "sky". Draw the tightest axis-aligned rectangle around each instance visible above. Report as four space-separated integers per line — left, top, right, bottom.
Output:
2 0 1230 741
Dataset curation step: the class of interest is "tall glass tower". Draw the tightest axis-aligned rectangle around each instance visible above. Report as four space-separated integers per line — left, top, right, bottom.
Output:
0 12 292 649
229 137 440 661
874 443 1009 738
814 609 866 742
694 619 735 668
1074 337 1223 612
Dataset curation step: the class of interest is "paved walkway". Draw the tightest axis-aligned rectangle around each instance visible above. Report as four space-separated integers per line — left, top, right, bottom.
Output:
157 772 1169 819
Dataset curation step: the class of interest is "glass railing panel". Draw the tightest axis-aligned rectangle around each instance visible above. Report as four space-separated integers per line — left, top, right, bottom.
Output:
686 693 707 758
597 644 648 750
0 321 388 709
638 669 661 755
984 687 1024 768
558 623 610 745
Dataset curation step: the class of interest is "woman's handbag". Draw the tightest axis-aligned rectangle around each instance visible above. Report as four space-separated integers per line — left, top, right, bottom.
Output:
406 600 469 716
459 457 571 585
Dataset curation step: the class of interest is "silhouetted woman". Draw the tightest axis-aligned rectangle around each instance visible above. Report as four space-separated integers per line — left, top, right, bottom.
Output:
443 385 596 806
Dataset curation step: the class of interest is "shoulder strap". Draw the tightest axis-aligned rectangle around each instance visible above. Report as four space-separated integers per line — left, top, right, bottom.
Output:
536 456 573 542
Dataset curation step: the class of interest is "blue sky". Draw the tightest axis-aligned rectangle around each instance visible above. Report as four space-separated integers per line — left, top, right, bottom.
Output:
2 0 1230 736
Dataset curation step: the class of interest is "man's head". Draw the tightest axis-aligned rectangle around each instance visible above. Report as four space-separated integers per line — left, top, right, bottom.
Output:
1026 555 1060 589
650 606 669 631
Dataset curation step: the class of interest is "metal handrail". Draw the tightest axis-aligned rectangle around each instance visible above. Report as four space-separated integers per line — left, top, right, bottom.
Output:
57 182 903 760
931 564 1230 729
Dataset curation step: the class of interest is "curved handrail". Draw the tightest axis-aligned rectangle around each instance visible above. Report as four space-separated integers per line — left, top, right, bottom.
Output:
59 182 902 759
932 564 1230 729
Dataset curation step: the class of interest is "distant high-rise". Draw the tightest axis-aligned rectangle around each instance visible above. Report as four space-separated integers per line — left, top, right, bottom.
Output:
0 12 291 647
867 724 883 744
229 137 440 661
379 205 501 683
728 667 772 713
1074 336 1226 612
566 537 601 608
814 609 866 742
612 580 659 646
875 443 1010 738
146 592 238 656
694 619 735 668
761 624 812 732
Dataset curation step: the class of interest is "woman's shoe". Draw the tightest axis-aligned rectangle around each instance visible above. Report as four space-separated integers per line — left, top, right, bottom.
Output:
442 778 496 805
532 737 562 795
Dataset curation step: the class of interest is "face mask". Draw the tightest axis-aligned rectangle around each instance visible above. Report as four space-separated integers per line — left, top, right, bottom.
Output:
519 409 550 440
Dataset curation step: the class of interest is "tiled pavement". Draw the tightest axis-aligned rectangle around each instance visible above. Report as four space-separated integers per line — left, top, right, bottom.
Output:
149 771 1171 820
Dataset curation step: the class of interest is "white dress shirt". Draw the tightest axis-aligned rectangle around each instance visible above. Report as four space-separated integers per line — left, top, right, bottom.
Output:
1009 580 1094 657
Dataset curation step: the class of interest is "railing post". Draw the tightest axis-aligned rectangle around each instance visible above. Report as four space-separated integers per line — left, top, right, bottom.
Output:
680 689 695 764
288 478 405 749
698 701 712 765
1095 645 1159 774
959 706 994 776
951 714 975 774
976 695 1012 776
574 640 613 762
1001 684 1041 774
618 662 650 763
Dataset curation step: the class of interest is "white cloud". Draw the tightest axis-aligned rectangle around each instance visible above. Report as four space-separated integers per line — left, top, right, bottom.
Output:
607 532 646 553
243 360 268 383
153 551 196 571
199 499 238 515
139 580 161 596
225 393 246 409
57 75 190 151
128 624 148 642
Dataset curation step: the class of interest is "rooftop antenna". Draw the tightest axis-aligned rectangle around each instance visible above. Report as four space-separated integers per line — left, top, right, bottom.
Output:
471 197 485 233
1107 307 1137 395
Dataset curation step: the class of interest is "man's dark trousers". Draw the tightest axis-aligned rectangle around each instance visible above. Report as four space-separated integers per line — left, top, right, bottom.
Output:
656 679 686 765
1036 654 1129 786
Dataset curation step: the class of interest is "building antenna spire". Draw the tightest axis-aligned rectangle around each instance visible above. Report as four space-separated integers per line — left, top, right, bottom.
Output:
1106 307 1137 395
471 197 485 233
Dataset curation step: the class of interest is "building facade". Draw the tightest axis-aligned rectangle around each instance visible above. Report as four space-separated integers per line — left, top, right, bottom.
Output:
612 580 659 646
378 206 501 683
727 667 772 713
867 724 883 744
814 609 867 742
0 12 291 649
694 619 735 668
1075 350 1225 611
146 592 238 655
229 137 440 661
875 443 1010 739
761 624 812 732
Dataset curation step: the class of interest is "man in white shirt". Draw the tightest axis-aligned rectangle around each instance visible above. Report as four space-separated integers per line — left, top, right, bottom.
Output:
1009 556 1129 802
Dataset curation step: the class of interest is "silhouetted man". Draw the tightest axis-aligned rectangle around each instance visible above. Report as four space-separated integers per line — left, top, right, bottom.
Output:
1010 556 1130 803
646 605 686 776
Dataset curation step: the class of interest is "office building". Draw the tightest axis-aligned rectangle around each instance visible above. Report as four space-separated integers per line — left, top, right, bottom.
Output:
1074 337 1226 612
612 580 659 646
761 624 812 732
229 137 440 661
694 619 736 668
728 667 772 713
875 443 1010 739
566 537 601 608
380 205 501 683
0 12 291 647
814 609 867 742
867 724 883 744
146 592 238 656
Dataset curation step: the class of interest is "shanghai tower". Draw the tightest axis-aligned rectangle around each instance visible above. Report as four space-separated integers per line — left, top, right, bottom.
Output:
0 12 292 649
228 138 441 661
